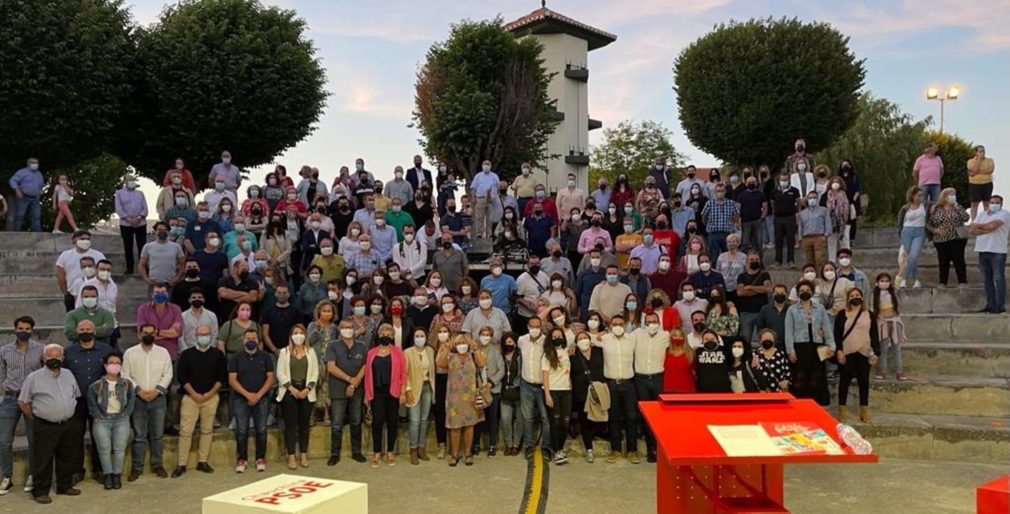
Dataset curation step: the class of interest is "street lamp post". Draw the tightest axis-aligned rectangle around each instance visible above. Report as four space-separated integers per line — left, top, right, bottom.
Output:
926 85 960 134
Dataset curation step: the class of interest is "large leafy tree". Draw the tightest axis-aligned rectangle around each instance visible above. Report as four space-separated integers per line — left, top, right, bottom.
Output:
126 0 327 189
590 120 685 186
413 18 558 183
41 153 129 230
675 18 865 168
0 0 136 174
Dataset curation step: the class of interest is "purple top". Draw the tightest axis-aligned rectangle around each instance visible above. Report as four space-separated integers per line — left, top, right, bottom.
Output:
209 163 242 190
136 302 183 361
115 189 148 226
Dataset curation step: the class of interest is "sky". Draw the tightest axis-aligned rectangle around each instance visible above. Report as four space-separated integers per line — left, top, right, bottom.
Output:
126 0 1010 198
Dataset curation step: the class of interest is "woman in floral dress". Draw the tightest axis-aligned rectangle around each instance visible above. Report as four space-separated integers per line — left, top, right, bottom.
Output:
436 334 485 466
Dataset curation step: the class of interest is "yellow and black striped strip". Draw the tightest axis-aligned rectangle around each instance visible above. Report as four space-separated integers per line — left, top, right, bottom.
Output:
518 448 549 514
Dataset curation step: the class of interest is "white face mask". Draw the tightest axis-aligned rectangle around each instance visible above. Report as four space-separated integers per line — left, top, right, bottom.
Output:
831 182 841 190
804 271 817 281
328 291 339 301
351 228 361 237
359 242 371 251
528 328 542 339
414 295 428 306
611 326 625 337
647 323 660 335
577 340 591 351
551 280 562 289
340 328 354 339
587 319 600 330
442 303 455 313
824 270 836 281
76 239 92 250
479 298 493 310
479 335 492 345
414 337 427 347
732 347 745 358
97 270 111 281
320 246 334 256
456 343 470 354
291 333 306 346
682 291 696 301
404 233 415 243
838 257 851 268
553 316 566 327
699 262 711 272
438 332 450 342
346 276 357 286
659 261 671 271
429 278 441 287
590 258 601 267
82 297 98 309
370 304 383 314
491 266 503 276
82 267 96 278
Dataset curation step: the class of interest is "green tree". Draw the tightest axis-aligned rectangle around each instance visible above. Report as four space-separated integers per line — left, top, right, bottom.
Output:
815 93 929 221
674 18 865 168
590 120 685 187
413 18 558 183
43 153 129 230
0 0 136 174
126 0 327 189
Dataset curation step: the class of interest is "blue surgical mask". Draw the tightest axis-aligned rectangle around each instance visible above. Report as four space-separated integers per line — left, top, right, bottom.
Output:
626 301 637 311
414 337 427 347
991 204 1003 213
353 306 366 316
643 235 654 245
606 274 618 284
153 292 169 304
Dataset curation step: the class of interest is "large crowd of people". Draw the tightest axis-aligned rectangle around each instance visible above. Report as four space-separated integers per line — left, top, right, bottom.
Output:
0 140 1002 505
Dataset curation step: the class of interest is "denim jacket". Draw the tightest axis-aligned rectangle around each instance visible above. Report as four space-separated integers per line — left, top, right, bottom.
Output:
87 376 137 420
784 303 836 354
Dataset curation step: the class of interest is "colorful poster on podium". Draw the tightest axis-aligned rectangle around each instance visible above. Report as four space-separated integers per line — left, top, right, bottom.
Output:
708 422 844 457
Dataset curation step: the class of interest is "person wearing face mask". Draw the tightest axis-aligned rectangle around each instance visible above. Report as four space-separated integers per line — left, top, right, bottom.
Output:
184 201 224 254
406 286 437 333
88 351 137 490
136 284 184 363
591 177 611 212
218 258 264 323
263 171 287 212
569 330 607 463
816 262 854 316
662 327 695 395
403 155 431 193
392 224 427 282
173 325 227 478
65 287 116 347
541 240 575 287
274 186 309 220
788 264 824 305
632 313 669 462
871 273 905 381
241 183 270 218
522 184 560 227
673 283 708 334
694 329 730 393
812 164 831 199
361 324 405 468
454 277 480 313
595 315 639 463
161 157 196 192
346 296 378 349
339 221 366 258
754 329 791 392
324 319 368 465
222 215 260 260
637 174 665 213
736 174 767 254
213 196 239 233
522 200 556 258
0 316 44 493
553 171 584 219
122 325 173 481
164 188 197 226
226 329 275 473
468 160 500 241
539 272 577 313
470 327 505 457
432 232 469 292
368 211 397 262
327 195 354 240
261 284 300 354
511 162 538 215
588 265 633 321
820 177 851 261
574 249 609 321
208 150 242 192
139 221 186 290
516 318 551 459
700 183 739 260
785 139 814 194
180 287 220 354
292 265 325 322
688 254 726 301
798 191 831 270
299 212 331 273
834 289 879 422
714 233 746 301
462 289 512 343
309 238 345 284
704 285 739 338
157 170 195 221
56 230 107 311
756 284 791 349
727 336 765 393
62 319 113 484
403 327 436 463
539 327 572 465
768 172 801 268
678 234 707 275
784 280 835 406
294 165 329 207
562 205 588 263
272 324 318 470
734 250 771 343
385 197 415 242
435 334 485 467
382 297 413 349
113 174 148 274
496 333 525 456
19 344 83 503
928 187 970 288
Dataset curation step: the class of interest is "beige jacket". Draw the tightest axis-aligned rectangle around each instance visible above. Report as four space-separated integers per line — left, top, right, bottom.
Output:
403 345 436 407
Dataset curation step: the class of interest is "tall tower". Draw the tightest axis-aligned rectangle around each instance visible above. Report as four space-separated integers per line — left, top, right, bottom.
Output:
505 4 616 192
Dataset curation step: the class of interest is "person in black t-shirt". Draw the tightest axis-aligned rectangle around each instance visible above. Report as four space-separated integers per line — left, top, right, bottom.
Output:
261 284 300 354
770 174 802 268
695 329 731 392
172 257 217 314
735 250 772 344
217 260 264 322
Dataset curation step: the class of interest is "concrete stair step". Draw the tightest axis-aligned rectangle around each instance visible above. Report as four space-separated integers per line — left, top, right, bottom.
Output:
0 274 148 298
0 324 138 346
766 268 1000 289
900 341 1010 378
832 375 1010 418
901 313 1010 342
0 296 145 326
848 412 1010 464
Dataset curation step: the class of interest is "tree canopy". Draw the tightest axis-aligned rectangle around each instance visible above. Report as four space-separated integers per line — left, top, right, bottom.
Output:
126 0 328 189
413 18 558 183
0 0 136 175
674 17 865 168
590 120 685 186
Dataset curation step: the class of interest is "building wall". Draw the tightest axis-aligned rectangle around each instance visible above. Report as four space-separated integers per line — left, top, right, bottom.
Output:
521 33 590 193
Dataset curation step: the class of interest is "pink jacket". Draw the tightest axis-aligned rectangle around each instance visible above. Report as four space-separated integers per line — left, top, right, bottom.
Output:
364 345 407 403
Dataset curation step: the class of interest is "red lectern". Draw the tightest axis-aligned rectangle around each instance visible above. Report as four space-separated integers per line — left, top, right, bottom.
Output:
639 393 877 514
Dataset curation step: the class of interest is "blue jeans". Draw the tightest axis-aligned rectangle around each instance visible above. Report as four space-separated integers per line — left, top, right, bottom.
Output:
739 311 760 345
0 398 34 479
13 196 41 232
330 395 363 456
707 231 729 261
921 184 941 205
499 397 524 447
607 380 639 453
131 395 166 470
407 384 432 448
231 397 268 461
519 380 550 450
979 252 1007 311
762 216 775 246
900 227 926 282
93 416 130 475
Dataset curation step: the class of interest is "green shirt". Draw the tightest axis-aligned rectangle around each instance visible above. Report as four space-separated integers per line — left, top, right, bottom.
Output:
63 307 116 343
385 210 415 241
219 320 260 354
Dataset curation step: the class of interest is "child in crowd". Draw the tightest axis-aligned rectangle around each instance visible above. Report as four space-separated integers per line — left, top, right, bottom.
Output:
52 173 78 233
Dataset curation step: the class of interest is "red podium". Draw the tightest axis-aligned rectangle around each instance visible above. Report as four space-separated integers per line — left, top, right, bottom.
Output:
639 393 877 513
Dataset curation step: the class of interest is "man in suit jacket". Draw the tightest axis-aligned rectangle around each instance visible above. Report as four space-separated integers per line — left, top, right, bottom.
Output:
406 155 433 192
299 212 330 273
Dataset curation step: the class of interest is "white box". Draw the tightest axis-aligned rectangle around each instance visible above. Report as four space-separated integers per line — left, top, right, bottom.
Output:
203 474 367 514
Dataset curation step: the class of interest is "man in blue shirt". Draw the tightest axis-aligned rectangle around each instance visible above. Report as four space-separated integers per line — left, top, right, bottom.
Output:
689 254 726 299
62 320 112 484
480 257 518 314
700 183 740 260
9 157 44 232
523 202 555 258
590 177 611 213
184 201 223 254
470 160 499 240
441 198 468 248
574 249 607 321
669 192 696 239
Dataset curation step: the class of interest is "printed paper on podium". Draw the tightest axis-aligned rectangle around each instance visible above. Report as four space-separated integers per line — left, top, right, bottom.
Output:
707 425 781 457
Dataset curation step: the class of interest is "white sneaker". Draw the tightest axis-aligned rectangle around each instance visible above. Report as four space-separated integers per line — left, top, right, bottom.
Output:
23 475 32 492
0 477 11 495
255 459 266 472
235 459 247 473
913 280 922 288
585 449 594 463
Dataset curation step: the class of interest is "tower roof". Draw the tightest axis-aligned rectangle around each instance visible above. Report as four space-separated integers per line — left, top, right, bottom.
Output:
504 7 616 51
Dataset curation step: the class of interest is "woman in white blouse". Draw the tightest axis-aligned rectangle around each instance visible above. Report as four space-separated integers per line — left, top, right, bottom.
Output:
275 325 319 469
898 186 927 288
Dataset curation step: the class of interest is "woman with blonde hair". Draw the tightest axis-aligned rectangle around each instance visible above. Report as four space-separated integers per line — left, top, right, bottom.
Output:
834 288 879 421
404 327 435 463
679 235 707 275
928 186 970 287
339 221 367 257
436 334 485 466
429 323 452 458
813 164 832 198
645 289 680 331
307 300 338 421
275 324 319 469
897 185 927 288
663 328 695 393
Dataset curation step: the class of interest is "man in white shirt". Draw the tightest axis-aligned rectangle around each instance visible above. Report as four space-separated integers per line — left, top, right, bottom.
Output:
596 314 639 464
469 160 500 240
555 173 586 220
67 256 97 301
517 317 550 459
55 230 106 312
392 224 427 282
122 324 174 481
181 288 219 353
204 176 237 214
588 265 633 319
970 196 1010 313
515 254 550 328
633 313 668 463
674 282 708 333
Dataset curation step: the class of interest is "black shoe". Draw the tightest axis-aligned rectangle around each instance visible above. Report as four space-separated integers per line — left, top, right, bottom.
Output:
488 446 497 457
164 426 180 436
351 453 366 463
993 308 1007 314
977 307 993 313
113 474 122 489
171 466 186 478
196 462 214 473
127 469 142 482
71 473 84 486
647 452 657 463
524 447 534 460
57 487 81 496
104 474 114 490
542 448 553 461
327 456 340 466
93 472 105 484
33 495 52 504
153 466 168 478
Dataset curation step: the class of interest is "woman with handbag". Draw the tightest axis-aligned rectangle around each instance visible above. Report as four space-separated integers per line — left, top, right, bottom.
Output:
363 324 407 468
834 288 880 422
498 332 524 456
571 331 605 462
928 187 970 287
436 334 486 466
471 326 505 457
542 327 572 465
784 280 836 406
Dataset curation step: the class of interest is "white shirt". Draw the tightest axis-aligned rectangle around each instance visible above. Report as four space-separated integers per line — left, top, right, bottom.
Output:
674 299 709 333
634 327 670 375
392 239 428 281
516 271 550 317
56 248 107 292
541 350 571 391
122 344 173 394
181 308 219 352
903 204 926 227
105 379 122 414
598 332 636 380
203 190 237 215
517 333 546 384
687 332 704 349
975 209 1010 254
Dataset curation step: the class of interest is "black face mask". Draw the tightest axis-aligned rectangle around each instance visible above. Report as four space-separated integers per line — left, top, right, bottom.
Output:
748 261 761 270
141 334 155 345
239 271 250 281
552 250 562 258
773 293 787 303
849 298 863 307
503 345 515 354
552 337 565 347
185 269 200 278
191 299 204 309
761 340 775 350
529 265 541 275
591 219 601 227
378 336 393 346
629 268 641 275
78 333 95 343
687 227 697 234
45 358 62 370
703 341 717 351
693 322 705 332
650 298 663 308
442 241 452 250
674 201 682 208
799 291 813 301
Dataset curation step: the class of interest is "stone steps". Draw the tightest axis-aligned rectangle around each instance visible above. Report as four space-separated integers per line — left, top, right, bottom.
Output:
900 341 1010 378
851 412 1010 465
832 376 1009 418
0 324 138 346
901 313 1010 342
766 267 1001 289
0 296 146 326
0 273 148 298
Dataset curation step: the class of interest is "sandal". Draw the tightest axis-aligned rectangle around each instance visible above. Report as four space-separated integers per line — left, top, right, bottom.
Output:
386 453 396 467
370 454 381 469
464 455 474 466
448 455 459 467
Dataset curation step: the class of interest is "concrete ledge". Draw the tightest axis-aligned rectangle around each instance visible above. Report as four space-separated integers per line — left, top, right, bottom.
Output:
903 314 1010 342
834 377 1010 418
855 412 1010 465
